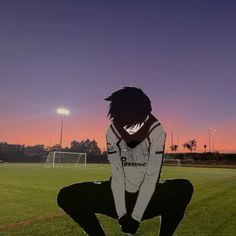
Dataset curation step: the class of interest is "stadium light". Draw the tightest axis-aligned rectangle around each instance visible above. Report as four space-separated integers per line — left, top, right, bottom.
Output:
57 108 70 152
57 108 70 116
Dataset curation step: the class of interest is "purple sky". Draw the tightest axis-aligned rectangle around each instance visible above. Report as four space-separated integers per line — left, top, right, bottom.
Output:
0 1 235 152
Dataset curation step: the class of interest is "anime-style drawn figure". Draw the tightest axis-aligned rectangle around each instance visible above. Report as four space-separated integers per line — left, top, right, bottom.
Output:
57 87 194 236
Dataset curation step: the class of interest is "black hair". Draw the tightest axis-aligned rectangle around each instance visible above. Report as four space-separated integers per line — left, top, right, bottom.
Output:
105 87 152 128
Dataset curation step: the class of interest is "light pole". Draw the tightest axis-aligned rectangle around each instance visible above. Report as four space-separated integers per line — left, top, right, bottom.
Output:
212 129 216 152
57 108 70 153
177 133 180 153
208 127 212 152
171 129 174 153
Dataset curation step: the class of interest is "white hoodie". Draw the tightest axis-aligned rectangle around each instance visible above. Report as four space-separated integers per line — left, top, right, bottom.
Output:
106 117 166 222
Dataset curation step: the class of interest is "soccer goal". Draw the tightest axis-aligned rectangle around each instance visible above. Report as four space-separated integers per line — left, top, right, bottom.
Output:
163 158 182 167
44 151 87 168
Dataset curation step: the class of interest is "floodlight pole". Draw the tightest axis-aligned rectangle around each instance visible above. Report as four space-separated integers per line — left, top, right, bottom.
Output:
212 129 216 152
171 129 174 153
59 118 64 164
59 118 63 151
208 128 212 152
57 108 70 165
212 133 214 152
177 133 180 153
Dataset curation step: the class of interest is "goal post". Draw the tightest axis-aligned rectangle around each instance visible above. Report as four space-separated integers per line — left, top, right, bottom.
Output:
44 151 87 168
163 158 181 167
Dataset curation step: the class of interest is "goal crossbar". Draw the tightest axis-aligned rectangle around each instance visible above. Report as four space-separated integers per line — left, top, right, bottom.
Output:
44 151 87 168
163 158 181 167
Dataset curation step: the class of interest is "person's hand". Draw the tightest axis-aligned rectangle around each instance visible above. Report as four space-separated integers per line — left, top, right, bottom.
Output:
118 214 140 234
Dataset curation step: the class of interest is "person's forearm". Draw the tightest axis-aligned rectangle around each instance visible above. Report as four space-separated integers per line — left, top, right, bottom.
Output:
131 127 166 221
131 151 163 222
131 174 157 222
111 177 127 218
106 126 127 218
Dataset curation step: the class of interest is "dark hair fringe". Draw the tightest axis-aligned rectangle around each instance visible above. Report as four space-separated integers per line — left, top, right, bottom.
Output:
105 86 152 128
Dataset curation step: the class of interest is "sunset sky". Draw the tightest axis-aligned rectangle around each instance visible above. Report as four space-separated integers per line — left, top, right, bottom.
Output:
0 1 235 152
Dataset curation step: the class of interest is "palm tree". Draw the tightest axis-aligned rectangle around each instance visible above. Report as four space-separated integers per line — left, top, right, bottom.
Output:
183 140 197 153
170 144 178 152
190 139 197 152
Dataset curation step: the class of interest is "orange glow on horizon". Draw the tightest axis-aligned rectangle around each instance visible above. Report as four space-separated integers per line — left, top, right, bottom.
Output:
1 116 236 153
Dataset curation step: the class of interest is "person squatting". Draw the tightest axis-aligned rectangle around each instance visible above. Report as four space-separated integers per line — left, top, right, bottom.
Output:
57 87 194 236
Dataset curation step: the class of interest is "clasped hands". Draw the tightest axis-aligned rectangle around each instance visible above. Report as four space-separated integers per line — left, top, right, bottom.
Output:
118 214 140 234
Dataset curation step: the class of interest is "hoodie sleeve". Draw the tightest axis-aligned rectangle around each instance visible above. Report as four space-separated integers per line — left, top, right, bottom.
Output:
131 124 166 222
106 126 127 218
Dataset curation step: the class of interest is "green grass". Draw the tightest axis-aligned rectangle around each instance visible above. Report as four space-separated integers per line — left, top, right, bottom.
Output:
0 164 236 236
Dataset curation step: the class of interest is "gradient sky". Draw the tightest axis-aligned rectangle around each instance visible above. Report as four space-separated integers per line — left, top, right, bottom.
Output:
0 0 235 152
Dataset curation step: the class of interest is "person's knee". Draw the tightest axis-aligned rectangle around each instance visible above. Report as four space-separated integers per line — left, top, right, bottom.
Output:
182 179 194 193
57 186 69 209
57 183 89 212
179 179 194 201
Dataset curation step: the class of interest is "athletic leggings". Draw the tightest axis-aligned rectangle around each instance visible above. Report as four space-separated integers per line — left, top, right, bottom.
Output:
57 178 194 236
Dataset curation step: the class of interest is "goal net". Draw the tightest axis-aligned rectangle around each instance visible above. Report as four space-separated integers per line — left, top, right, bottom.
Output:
163 158 181 167
44 151 87 168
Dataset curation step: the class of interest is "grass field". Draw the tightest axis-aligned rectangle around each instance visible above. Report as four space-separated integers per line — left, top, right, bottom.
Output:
0 164 236 236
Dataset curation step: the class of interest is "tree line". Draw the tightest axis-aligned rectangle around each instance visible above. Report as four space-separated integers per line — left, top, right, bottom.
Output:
170 139 203 153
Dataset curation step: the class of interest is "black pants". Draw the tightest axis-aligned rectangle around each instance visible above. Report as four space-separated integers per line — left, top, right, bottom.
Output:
57 179 194 236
